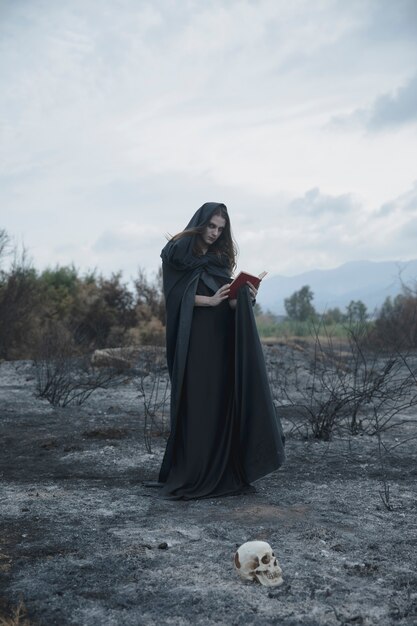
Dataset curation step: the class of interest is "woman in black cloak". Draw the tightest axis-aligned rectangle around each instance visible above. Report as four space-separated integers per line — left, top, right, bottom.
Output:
156 202 285 499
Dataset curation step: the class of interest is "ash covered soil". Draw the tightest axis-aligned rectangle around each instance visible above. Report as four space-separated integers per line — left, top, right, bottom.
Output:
1 345 416 626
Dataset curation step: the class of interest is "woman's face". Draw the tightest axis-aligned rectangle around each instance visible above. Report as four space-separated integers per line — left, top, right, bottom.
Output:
201 214 226 247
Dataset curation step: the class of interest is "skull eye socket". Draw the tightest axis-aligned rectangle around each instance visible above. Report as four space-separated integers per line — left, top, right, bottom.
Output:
272 552 275 557
261 554 271 565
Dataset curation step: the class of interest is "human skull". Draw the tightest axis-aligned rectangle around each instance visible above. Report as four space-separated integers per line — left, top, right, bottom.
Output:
234 540 283 587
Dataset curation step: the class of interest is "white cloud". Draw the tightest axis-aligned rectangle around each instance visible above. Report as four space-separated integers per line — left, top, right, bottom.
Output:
331 73 417 131
368 73 417 129
288 187 359 215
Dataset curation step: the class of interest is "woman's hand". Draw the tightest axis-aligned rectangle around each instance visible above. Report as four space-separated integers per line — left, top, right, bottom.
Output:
210 283 231 306
194 283 231 307
229 282 257 309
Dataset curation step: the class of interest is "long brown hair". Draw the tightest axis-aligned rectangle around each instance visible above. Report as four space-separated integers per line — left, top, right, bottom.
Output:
171 206 237 271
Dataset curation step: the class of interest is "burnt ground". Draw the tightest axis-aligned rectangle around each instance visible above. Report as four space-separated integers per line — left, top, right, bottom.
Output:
0 349 417 626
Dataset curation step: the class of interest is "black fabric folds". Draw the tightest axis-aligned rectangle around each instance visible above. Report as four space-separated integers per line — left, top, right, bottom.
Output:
157 202 285 492
160 202 231 379
234 287 285 482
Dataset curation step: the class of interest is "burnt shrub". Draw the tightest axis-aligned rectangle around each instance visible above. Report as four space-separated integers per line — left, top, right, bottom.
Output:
270 319 417 441
34 321 126 407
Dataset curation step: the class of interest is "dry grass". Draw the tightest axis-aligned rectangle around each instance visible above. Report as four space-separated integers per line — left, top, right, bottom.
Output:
82 427 129 439
0 552 12 573
0 601 31 626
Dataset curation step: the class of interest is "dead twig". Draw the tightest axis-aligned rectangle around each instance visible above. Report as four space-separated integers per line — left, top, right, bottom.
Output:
0 600 31 626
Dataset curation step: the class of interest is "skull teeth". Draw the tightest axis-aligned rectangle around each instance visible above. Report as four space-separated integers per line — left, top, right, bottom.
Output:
257 571 280 579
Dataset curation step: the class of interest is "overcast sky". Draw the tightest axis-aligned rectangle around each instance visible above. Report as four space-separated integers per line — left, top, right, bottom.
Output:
1 0 417 282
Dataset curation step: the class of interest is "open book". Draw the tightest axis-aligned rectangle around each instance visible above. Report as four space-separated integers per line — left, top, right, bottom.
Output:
229 271 267 300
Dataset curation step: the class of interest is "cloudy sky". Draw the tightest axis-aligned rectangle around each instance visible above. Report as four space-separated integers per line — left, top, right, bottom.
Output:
1 0 417 282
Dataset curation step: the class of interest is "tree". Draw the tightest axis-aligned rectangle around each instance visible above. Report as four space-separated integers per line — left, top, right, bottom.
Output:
72 272 137 348
134 267 165 326
0 229 11 265
39 265 80 319
0 249 39 359
346 300 368 323
371 291 417 349
284 285 316 321
322 307 345 325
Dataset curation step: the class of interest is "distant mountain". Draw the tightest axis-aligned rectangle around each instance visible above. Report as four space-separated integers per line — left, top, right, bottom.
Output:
257 260 417 316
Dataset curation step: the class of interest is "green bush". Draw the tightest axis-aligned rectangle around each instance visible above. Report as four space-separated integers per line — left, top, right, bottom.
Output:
256 318 350 339
0 234 165 359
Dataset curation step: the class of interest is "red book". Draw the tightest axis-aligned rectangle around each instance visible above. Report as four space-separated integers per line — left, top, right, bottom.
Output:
228 271 267 300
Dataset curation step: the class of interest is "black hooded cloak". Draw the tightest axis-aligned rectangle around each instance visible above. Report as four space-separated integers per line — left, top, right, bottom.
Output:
157 203 285 498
